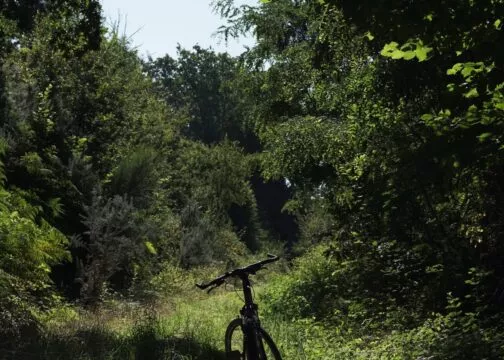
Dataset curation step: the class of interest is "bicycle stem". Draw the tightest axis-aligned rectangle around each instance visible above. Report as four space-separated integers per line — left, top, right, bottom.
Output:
240 274 254 306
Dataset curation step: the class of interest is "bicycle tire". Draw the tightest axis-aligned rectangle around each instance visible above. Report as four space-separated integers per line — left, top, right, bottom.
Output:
225 318 282 360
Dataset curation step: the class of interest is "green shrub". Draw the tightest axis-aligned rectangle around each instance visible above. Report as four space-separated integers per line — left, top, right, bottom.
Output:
261 246 504 359
0 189 69 339
262 244 391 329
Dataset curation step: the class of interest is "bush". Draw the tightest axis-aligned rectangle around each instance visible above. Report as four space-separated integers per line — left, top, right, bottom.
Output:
0 188 69 340
261 246 504 359
261 244 394 330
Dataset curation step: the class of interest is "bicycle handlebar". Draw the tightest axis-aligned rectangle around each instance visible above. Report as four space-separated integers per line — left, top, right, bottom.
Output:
196 254 280 291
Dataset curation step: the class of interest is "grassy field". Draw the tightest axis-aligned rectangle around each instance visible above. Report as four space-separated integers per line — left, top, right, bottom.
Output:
3 270 341 360
11 263 493 360
7 279 501 360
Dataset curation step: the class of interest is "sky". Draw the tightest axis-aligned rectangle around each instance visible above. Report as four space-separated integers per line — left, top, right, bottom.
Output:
100 0 257 58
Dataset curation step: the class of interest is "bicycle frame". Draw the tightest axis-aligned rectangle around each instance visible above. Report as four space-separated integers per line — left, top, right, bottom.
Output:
238 273 264 359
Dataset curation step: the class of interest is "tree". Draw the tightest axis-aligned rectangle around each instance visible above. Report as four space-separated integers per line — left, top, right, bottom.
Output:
74 193 150 304
146 45 298 249
144 45 255 147
213 0 504 318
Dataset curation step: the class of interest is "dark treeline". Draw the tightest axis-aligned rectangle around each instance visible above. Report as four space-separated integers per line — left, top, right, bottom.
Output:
1 0 504 358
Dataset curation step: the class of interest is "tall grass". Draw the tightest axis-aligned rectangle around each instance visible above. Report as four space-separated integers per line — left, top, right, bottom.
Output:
1 262 281 359
11 259 486 360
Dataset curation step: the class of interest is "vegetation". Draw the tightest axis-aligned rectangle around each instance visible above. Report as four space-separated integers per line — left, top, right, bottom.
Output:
0 0 503 358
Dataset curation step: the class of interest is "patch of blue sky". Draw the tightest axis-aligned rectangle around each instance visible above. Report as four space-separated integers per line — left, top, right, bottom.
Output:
100 0 257 58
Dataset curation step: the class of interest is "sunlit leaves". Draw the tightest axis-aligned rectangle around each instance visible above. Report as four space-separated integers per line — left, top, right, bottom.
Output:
380 40 433 62
0 186 70 332
144 241 158 255
424 13 434 22
464 88 479 98
478 132 492 142
446 62 492 80
364 31 374 41
380 41 402 59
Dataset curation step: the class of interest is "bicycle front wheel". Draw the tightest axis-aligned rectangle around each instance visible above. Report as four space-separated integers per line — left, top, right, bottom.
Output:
225 318 282 360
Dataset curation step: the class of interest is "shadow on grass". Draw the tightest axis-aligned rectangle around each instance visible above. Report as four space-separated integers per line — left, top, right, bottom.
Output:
1 324 226 360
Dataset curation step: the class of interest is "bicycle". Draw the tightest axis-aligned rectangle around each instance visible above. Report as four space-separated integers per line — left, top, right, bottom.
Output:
196 254 282 360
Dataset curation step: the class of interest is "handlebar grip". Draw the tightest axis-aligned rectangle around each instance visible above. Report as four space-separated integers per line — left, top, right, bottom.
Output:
196 276 226 290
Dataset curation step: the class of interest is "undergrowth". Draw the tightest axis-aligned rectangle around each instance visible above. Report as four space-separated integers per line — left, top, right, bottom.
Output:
4 251 504 359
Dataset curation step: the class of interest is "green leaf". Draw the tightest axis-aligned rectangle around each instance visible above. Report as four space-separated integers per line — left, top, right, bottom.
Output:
145 241 158 255
447 63 464 75
403 51 416 60
464 88 479 98
414 43 433 62
391 49 404 59
364 31 374 41
380 42 400 57
468 104 478 112
495 19 502 30
478 132 492 142
461 65 475 78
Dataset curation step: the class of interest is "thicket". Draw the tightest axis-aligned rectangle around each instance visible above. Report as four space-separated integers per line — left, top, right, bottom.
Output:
1 0 504 358
0 0 288 346
215 0 504 357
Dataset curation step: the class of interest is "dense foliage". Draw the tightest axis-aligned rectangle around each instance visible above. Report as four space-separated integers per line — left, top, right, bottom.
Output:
216 0 504 357
0 0 279 340
0 0 503 358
